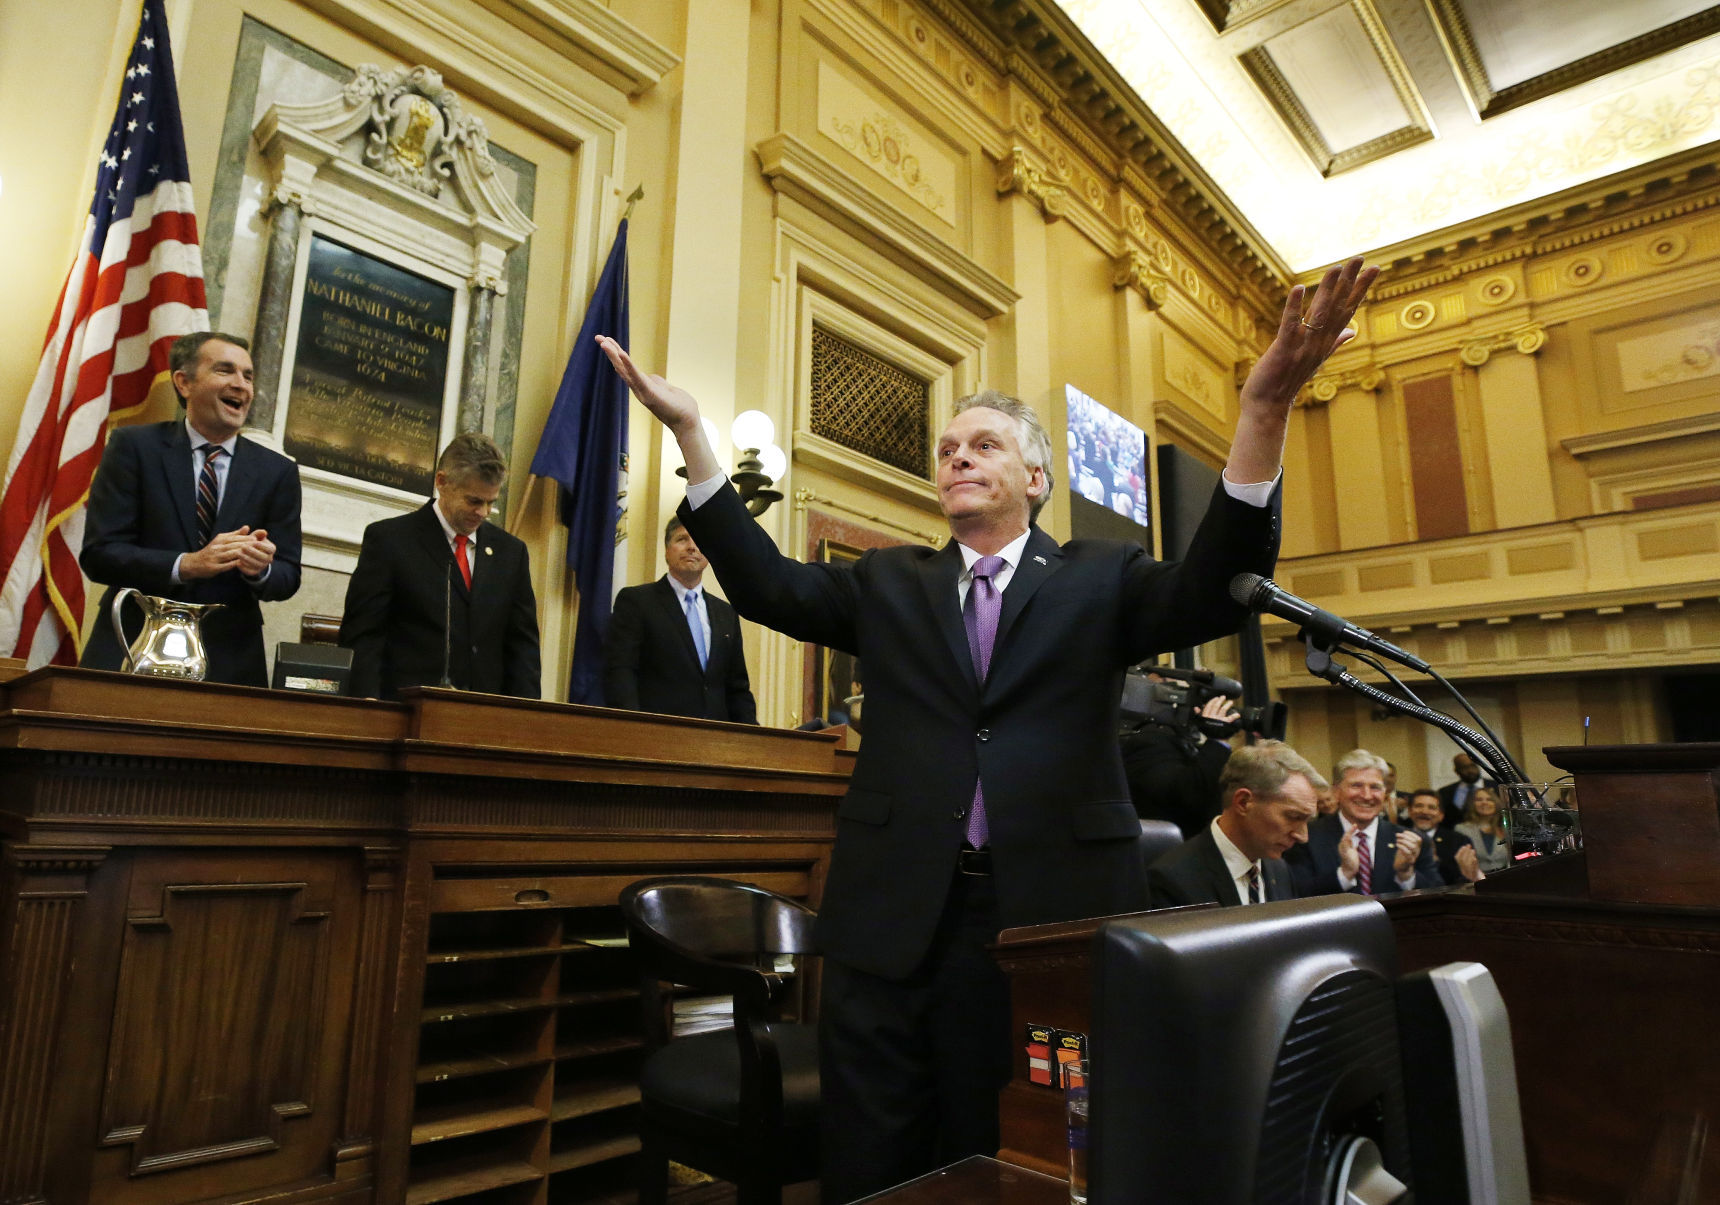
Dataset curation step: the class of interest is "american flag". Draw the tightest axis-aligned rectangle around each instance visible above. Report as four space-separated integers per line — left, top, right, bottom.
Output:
0 0 208 667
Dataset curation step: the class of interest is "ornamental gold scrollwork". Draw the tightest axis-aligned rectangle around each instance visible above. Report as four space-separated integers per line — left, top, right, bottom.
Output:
1111 250 1169 309
996 146 1067 222
1460 323 1548 367
1303 367 1385 406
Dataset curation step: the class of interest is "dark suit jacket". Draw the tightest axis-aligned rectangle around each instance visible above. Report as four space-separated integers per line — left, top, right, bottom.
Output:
1148 825 1291 908
1286 813 1442 897
603 577 756 722
339 503 540 700
683 478 1279 979
1417 826 1477 887
79 420 302 687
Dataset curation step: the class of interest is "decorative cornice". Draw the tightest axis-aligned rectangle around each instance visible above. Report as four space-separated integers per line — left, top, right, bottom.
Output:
1460 323 1547 367
951 0 1287 290
757 133 1019 318
996 145 1068 223
1111 250 1169 308
1371 147 1720 294
484 0 680 97
1305 365 1385 405
7 845 111 875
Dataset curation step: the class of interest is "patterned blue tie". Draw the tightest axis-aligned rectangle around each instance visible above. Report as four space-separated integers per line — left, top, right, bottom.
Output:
685 589 708 670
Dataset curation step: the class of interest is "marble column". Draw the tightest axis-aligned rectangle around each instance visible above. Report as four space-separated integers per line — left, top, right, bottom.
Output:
458 281 496 434
248 194 305 434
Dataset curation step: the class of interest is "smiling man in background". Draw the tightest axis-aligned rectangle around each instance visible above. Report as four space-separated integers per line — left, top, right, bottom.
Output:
80 331 302 686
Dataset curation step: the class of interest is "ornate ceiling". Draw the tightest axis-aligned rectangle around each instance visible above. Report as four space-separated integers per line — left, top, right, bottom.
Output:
1053 0 1720 270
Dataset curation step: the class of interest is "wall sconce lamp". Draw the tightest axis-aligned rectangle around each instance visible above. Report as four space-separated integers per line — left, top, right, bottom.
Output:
672 411 787 516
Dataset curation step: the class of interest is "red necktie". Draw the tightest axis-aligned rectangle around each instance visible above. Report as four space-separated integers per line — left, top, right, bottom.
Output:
454 534 472 589
1355 828 1373 895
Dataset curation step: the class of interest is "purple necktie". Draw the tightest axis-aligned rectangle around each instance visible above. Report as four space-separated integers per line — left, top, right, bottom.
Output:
962 555 1006 848
1355 828 1373 895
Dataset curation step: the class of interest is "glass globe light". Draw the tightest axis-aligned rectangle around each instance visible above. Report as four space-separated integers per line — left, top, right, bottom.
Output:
730 409 775 452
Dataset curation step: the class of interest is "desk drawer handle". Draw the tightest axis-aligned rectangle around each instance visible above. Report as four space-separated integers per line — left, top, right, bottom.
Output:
514 889 551 905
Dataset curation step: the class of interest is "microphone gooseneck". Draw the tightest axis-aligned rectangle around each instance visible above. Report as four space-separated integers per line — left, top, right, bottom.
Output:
1228 573 1430 673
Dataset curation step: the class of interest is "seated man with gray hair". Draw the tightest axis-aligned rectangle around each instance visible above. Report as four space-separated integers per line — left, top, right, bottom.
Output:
1148 740 1327 908
341 432 541 700
1285 747 1440 897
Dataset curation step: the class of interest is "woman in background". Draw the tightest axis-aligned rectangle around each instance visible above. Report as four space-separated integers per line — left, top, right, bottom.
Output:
1456 786 1512 873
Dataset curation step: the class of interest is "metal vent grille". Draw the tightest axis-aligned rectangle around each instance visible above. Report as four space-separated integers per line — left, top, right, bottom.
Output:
1253 969 1411 1202
808 327 930 479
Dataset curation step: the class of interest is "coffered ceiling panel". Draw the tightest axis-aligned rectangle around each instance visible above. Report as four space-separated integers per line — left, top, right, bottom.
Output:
1241 3 1431 174
1053 0 1720 268
1431 0 1720 116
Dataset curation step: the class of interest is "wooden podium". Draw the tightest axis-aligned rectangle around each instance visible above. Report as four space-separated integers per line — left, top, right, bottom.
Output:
990 743 1720 1205
0 669 849 1205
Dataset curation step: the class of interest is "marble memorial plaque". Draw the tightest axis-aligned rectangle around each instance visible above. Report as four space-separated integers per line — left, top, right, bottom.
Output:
284 235 453 494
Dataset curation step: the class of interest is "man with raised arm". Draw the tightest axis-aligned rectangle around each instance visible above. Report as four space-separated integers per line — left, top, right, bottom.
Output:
598 257 1377 1201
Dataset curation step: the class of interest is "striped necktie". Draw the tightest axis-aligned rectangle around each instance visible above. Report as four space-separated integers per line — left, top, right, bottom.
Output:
195 446 223 547
1246 863 1261 904
1355 828 1373 895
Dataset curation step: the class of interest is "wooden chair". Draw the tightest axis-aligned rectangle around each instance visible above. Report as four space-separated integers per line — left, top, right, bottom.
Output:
619 876 820 1205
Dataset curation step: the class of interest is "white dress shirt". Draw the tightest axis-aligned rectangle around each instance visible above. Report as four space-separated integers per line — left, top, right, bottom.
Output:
1209 816 1265 905
666 573 712 652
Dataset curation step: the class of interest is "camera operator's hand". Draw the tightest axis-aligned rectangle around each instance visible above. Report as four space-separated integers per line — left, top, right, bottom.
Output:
1196 695 1241 728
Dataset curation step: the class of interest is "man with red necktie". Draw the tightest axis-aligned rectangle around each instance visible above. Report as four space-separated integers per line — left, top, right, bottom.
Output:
599 257 1378 1202
341 432 540 700
1286 747 1441 899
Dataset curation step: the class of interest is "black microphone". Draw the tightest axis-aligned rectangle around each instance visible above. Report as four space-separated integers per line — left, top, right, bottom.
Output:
1229 573 1429 672
439 559 455 689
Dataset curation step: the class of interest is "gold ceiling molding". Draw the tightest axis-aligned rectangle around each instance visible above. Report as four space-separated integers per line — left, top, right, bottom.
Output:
996 145 1069 221
1187 0 1299 35
1369 147 1720 297
1459 323 1547 367
1238 0 1433 177
1303 363 1385 406
1111 249 1171 308
951 0 1287 290
1425 0 1720 121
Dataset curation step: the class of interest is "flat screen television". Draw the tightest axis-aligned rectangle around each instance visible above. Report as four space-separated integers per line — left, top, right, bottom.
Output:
1065 384 1149 548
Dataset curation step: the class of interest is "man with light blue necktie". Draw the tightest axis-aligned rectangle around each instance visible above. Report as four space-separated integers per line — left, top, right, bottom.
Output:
603 516 757 722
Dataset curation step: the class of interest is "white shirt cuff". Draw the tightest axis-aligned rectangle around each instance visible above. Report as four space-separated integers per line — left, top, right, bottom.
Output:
686 472 728 510
1220 469 1280 508
170 554 184 585
1337 870 1357 891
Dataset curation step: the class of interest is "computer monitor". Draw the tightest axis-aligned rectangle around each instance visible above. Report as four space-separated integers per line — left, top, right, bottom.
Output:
1090 895 1410 1203
1089 896 1529 1204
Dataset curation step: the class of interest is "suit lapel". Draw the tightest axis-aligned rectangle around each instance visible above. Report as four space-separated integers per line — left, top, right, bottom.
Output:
158 422 198 548
917 541 975 692
1196 830 1243 906
216 436 260 535
413 504 465 598
1264 858 1291 902
994 527 1062 661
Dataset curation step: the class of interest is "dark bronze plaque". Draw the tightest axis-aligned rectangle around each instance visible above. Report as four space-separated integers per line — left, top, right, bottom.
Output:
284 236 454 494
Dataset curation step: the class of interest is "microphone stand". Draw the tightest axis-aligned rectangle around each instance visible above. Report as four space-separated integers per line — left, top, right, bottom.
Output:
439 560 455 689
1300 631 1524 790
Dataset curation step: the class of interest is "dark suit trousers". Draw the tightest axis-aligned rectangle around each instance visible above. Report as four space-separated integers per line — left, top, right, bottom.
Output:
818 869 1012 1202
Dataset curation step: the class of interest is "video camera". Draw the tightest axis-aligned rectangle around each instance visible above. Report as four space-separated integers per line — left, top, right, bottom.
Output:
1119 664 1287 742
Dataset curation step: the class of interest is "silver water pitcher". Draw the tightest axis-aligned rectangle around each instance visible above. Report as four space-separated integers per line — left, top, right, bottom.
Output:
110 587 224 681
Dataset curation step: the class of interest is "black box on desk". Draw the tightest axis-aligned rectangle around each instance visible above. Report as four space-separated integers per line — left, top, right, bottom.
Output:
272 642 354 695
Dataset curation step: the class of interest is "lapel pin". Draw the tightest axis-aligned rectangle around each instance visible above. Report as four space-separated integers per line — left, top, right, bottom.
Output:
1033 555 1047 565
484 545 493 555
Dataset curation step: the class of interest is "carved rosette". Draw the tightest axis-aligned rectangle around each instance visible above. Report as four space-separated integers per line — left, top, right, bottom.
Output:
1460 323 1548 367
996 146 1067 222
1111 250 1169 309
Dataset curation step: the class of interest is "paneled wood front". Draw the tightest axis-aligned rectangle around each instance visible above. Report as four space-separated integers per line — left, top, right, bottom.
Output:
0 670 848 1205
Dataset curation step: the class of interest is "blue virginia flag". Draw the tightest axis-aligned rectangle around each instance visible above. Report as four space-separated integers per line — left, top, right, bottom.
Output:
531 220 630 704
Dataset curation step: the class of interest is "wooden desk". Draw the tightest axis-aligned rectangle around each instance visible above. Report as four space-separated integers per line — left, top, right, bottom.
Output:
990 743 1720 1204
0 669 850 1205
